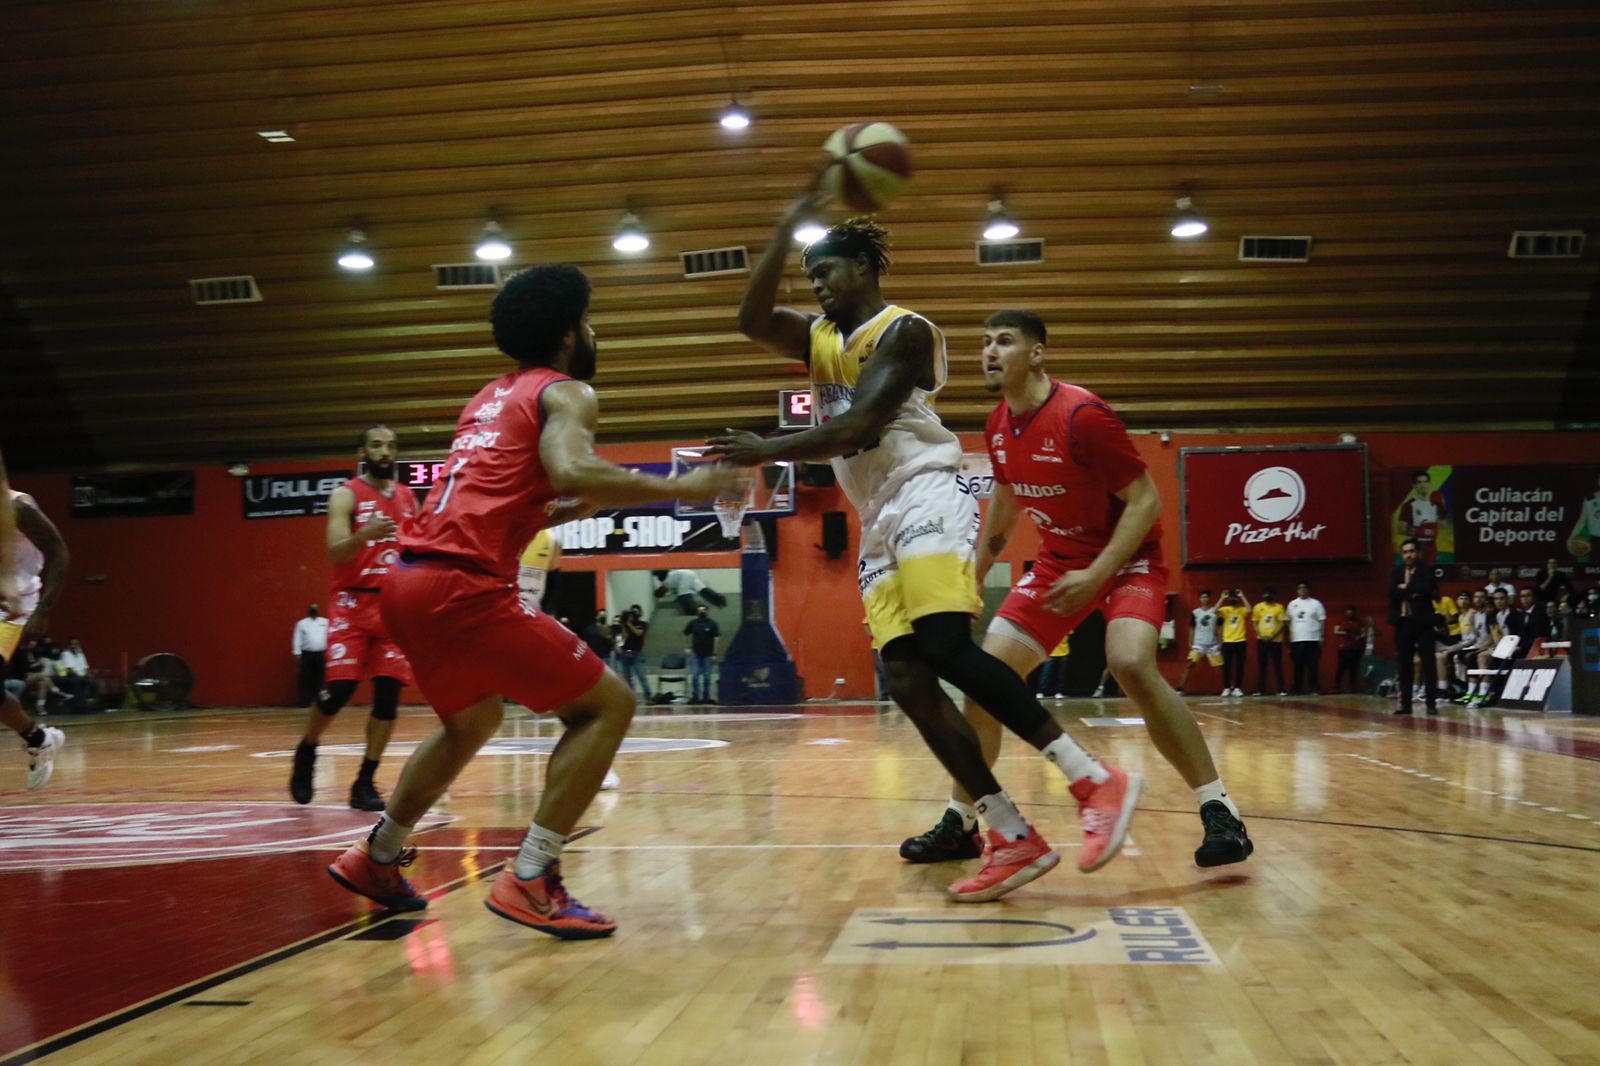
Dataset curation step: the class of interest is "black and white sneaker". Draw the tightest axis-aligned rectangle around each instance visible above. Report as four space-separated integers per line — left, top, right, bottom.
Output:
899 809 983 864
1194 801 1253 868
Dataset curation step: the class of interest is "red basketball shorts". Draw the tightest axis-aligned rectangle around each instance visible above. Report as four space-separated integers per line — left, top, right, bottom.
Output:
325 588 413 686
380 559 604 718
992 552 1168 658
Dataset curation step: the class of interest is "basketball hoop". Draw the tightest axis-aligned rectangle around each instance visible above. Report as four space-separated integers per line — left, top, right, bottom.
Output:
671 448 796 543
713 475 753 539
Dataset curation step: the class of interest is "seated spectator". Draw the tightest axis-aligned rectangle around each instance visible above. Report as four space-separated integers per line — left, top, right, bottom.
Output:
1433 592 1472 700
1512 588 1541 658
55 637 98 707
1483 569 1514 602
20 638 59 712
1576 586 1600 619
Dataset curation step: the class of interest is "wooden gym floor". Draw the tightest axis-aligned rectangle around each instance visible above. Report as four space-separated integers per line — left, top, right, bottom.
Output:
3 695 1598 1065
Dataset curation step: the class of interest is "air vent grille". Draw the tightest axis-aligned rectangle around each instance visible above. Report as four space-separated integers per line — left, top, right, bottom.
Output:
975 238 1045 266
681 247 749 278
1507 230 1585 259
1239 236 1313 262
434 263 508 289
189 276 262 305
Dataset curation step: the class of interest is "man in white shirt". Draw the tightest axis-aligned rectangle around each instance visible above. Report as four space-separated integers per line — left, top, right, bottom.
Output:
1483 569 1514 602
1175 589 1223 696
292 604 330 708
55 637 96 707
1287 582 1327 695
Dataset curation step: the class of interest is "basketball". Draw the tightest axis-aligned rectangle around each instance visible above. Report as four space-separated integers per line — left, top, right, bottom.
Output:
820 122 912 212
1569 536 1592 558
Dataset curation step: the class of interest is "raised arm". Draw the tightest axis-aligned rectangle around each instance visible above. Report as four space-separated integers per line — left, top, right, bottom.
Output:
737 188 827 362
706 315 930 466
540 380 741 504
15 494 68 640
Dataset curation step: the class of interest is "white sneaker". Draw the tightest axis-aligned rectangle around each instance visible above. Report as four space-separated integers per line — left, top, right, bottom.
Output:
1230 688 1244 697
26 726 65 791
1092 687 1105 698
601 769 621 791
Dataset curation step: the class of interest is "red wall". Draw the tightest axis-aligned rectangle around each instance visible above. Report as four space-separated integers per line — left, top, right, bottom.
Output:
13 429 1596 706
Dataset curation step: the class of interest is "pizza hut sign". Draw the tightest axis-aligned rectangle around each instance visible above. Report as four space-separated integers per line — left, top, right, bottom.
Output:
1181 445 1370 565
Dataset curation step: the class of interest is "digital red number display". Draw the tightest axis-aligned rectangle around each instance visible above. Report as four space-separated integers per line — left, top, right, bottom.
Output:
778 389 814 429
396 460 448 487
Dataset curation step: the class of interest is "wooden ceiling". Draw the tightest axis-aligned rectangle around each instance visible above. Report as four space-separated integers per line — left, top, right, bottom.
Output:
3 0 1599 470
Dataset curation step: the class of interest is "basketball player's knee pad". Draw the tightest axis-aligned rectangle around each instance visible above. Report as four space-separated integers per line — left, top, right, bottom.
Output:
316 680 358 716
369 677 402 722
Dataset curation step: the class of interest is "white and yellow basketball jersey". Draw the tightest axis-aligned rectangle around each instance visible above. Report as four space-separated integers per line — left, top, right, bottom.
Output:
3 490 44 624
516 528 557 607
808 305 962 517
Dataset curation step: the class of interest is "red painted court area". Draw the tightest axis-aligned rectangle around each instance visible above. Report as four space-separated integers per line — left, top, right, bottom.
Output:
0 823 523 1061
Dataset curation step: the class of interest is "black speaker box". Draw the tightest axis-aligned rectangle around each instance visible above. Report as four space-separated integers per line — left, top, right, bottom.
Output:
819 510 848 558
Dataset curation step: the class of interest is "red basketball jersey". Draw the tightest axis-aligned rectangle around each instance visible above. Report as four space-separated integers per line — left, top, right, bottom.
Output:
330 477 419 591
401 366 569 581
985 380 1161 562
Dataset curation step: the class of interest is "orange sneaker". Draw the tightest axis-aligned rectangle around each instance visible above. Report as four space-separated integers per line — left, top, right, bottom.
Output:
485 861 616 940
1070 766 1142 872
327 841 427 911
947 827 1059 903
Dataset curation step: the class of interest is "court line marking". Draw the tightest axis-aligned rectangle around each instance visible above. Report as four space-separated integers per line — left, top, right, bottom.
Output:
1190 710 1245 725
0 858 507 1066
1342 753 1597 827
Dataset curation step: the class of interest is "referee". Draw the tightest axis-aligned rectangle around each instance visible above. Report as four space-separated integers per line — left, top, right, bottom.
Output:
1388 539 1439 715
292 604 328 708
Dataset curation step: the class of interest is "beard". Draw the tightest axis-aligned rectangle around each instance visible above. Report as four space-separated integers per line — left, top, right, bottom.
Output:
367 459 395 480
568 331 598 381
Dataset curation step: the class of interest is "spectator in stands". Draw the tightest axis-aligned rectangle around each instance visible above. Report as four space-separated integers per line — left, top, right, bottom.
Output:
1431 592 1468 700
1536 557 1575 608
683 606 721 703
291 604 328 708
583 610 613 667
1510 588 1540 658
1483 568 1514 602
1217 589 1250 697
1451 591 1492 702
1536 599 1564 645
1388 538 1439 715
1251 587 1288 696
1287 582 1327 695
55 637 96 707
1333 606 1368 694
616 605 654 699
1577 586 1600 619
19 637 59 713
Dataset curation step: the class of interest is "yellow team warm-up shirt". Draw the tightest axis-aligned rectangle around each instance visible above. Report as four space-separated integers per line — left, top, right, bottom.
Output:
1252 602 1286 643
1218 605 1249 644
1435 595 1460 637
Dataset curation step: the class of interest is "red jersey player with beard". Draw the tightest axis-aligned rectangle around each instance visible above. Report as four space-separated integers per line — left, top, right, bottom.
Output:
325 265 740 940
289 425 418 812
900 310 1252 869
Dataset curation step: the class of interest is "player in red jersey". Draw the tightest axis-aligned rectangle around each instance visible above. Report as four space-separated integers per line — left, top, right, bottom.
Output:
326 265 740 939
289 425 419 812
900 310 1252 868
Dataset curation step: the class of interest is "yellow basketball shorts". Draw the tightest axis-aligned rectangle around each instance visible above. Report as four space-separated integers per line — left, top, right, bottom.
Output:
1188 646 1224 666
0 621 24 664
858 469 983 650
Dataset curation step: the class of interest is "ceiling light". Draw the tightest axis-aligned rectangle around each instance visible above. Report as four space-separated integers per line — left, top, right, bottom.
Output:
794 221 827 244
612 212 650 254
257 130 295 143
474 221 512 261
719 102 751 131
1170 196 1208 239
336 229 374 271
982 199 1020 241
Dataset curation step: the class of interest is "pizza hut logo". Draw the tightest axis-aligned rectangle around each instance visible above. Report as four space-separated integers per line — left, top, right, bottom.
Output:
1243 466 1306 523
1042 437 1059 452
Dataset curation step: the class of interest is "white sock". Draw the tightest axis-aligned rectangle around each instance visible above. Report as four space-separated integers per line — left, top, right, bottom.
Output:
513 822 566 880
947 799 979 832
974 791 1029 841
1042 734 1109 784
1194 779 1240 819
367 815 415 864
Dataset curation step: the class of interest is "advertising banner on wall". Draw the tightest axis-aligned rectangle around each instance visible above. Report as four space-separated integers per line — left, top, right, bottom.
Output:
1387 464 1600 579
393 459 740 555
1180 445 1370 565
71 472 195 518
241 470 349 519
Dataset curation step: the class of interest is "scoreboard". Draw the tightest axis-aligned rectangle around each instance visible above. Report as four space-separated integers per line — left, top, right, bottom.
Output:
777 389 813 430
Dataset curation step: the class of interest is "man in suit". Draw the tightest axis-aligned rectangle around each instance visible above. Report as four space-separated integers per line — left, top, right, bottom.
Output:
1389 538 1439 715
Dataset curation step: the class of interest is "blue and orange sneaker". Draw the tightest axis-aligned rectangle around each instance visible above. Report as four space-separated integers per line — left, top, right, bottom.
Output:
485 861 616 940
327 840 427 911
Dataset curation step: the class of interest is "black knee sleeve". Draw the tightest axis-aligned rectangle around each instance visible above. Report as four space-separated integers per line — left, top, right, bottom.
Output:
909 613 1054 739
369 677 402 722
316 680 358 717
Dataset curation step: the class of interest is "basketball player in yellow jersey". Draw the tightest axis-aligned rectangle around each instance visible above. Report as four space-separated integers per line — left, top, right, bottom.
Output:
0 466 70 790
517 528 562 613
708 186 1140 900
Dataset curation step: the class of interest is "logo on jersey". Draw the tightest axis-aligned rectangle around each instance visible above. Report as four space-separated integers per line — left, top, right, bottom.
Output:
1013 483 1067 499
892 517 945 549
329 643 347 661
1042 437 1059 452
494 386 514 397
473 400 505 424
1243 466 1306 523
991 434 1005 450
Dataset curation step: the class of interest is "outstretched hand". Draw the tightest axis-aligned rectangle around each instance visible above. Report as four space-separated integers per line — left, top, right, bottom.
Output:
703 429 769 468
